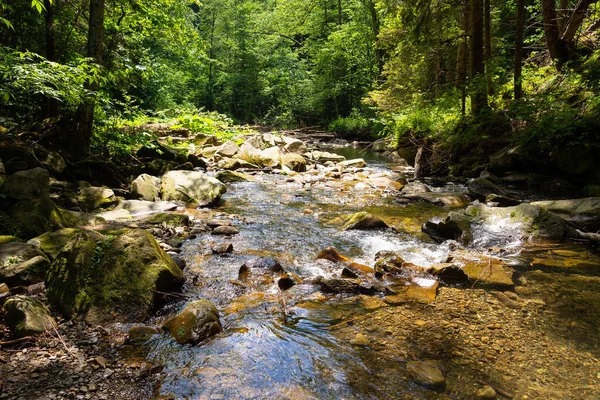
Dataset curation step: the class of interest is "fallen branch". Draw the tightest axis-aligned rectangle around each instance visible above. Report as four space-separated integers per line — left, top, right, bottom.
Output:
0 336 34 347
471 254 493 289
53 327 76 359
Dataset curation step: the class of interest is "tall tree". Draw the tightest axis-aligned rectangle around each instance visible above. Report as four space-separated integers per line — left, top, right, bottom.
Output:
470 0 487 114
73 0 104 155
514 0 525 99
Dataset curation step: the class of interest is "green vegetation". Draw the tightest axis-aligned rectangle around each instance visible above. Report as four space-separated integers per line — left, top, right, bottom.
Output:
0 0 599 168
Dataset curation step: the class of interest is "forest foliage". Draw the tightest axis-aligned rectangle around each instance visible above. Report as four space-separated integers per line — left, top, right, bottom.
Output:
1 0 599 162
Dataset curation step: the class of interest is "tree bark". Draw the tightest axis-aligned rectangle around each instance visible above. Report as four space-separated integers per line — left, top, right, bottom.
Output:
514 0 525 100
470 0 487 115
541 0 569 68
337 0 342 25
44 0 59 119
73 0 104 156
484 0 493 95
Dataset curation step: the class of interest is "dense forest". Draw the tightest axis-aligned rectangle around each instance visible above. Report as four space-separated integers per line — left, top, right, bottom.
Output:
2 0 599 174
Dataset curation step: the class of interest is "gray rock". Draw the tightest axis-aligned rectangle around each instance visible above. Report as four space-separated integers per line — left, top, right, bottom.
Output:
282 137 307 153
406 360 446 389
131 174 160 201
531 197 600 230
308 151 346 163
477 385 497 399
4 295 57 338
211 242 233 254
128 325 161 344
163 300 222 345
485 194 521 207
400 181 431 195
0 243 50 285
1 168 49 200
41 152 67 175
160 170 226 206
215 140 240 158
337 159 366 169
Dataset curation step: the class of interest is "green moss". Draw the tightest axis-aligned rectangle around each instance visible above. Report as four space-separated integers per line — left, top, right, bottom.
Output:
0 235 22 244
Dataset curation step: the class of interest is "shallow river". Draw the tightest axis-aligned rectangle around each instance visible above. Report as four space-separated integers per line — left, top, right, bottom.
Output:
142 147 600 399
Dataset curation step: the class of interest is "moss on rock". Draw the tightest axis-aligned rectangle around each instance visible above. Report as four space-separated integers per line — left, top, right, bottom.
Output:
46 229 184 323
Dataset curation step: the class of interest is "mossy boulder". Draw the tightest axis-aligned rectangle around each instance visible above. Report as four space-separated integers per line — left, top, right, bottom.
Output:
46 229 184 323
78 186 116 212
0 167 49 200
163 300 222 345
28 228 104 261
0 198 73 239
343 212 388 231
160 170 226 206
4 295 57 338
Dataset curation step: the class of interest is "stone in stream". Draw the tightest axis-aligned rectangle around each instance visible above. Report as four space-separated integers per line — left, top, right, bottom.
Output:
316 247 375 279
163 300 222 345
467 177 506 201
485 193 521 207
4 295 57 338
373 251 406 277
127 325 161 344
160 170 226 206
215 170 254 183
406 360 446 390
343 212 388 231
212 225 240 235
114 199 178 214
337 159 367 169
531 197 600 231
283 137 307 153
477 385 497 399
277 273 298 291
400 181 431 195
282 154 307 172
77 186 116 212
144 213 190 228
211 242 233 254
214 140 240 158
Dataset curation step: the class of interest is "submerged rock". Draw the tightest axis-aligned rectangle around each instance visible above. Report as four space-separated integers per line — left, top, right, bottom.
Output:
211 242 233 254
343 212 388 231
160 170 226 206
128 325 161 344
4 295 57 338
212 225 240 235
163 300 222 345
406 360 446 390
46 229 184 323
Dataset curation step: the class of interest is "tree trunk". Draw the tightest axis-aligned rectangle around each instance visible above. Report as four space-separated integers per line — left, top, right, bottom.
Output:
73 0 104 156
562 0 599 43
365 0 384 77
414 146 425 180
541 0 569 68
514 0 525 100
337 0 342 25
455 0 467 88
470 0 487 115
44 0 59 119
484 0 493 95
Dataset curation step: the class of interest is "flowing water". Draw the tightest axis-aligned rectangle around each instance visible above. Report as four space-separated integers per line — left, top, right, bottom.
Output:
141 147 600 399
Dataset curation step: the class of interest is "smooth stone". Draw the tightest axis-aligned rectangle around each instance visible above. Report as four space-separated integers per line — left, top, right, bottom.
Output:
163 300 222 345
406 360 446 389
211 242 233 254
212 226 239 235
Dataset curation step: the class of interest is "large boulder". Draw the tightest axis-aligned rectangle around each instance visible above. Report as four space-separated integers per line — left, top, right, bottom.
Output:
214 140 240 158
0 242 50 285
0 167 49 200
40 151 67 175
531 197 600 231
4 295 57 338
131 174 161 201
163 300 222 345
160 170 226 206
78 187 116 212
46 229 184 322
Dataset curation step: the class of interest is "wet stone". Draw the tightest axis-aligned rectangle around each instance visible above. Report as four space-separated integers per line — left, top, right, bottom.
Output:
211 242 233 254
406 360 446 390
211 226 240 235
